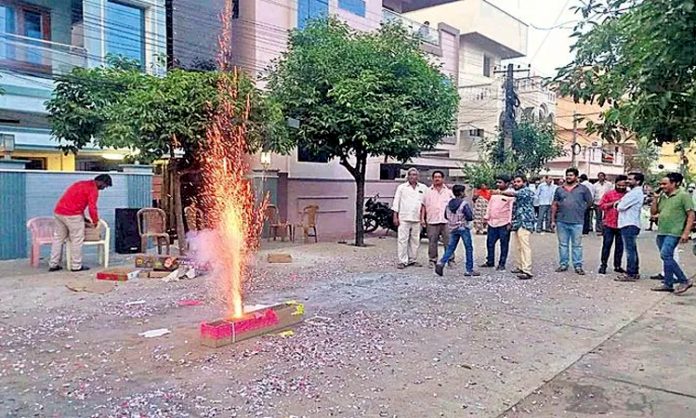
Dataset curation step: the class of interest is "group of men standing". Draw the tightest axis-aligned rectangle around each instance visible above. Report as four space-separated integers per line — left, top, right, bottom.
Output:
391 167 694 295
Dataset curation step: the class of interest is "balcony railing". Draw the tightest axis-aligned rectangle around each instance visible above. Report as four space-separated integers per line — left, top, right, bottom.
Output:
0 33 87 77
382 8 440 46
458 82 502 101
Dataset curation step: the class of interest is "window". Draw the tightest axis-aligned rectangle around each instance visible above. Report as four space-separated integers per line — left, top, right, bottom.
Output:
0 2 51 72
297 144 329 163
338 0 365 17
468 128 484 137
24 157 46 170
232 0 239 19
298 0 328 29
380 163 401 180
483 55 491 77
106 1 145 65
76 156 121 172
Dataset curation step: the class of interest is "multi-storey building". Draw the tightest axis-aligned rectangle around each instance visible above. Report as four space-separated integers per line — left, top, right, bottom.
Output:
167 0 463 239
551 96 627 178
403 0 528 165
0 0 166 171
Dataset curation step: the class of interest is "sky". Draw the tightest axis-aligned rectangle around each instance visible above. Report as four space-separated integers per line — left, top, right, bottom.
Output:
487 0 583 77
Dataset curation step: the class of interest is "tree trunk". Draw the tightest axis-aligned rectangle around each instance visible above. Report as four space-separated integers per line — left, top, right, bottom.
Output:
172 163 188 254
354 168 366 247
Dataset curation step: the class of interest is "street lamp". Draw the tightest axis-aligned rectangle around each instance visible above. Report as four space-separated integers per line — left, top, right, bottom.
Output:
0 134 16 160
260 151 271 170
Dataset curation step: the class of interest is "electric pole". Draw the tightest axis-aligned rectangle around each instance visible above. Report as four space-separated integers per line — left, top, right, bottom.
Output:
494 63 530 154
571 111 578 167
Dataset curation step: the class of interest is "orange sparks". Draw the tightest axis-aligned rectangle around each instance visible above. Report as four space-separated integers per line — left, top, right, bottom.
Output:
198 0 267 319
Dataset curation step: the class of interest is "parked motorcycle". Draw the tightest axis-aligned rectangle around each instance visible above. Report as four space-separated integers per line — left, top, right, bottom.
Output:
363 194 427 238
363 194 396 233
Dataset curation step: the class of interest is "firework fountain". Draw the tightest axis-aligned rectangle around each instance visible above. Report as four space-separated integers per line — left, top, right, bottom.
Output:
197 0 304 346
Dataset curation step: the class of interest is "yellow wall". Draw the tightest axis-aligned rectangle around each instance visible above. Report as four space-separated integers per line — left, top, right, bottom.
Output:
657 143 696 173
12 151 75 171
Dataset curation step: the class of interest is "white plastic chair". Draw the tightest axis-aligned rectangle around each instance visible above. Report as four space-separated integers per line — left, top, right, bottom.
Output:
66 219 110 269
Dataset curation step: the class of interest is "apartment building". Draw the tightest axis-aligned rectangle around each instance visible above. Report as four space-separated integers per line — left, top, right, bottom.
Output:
551 96 627 178
403 0 529 165
166 0 463 239
0 0 166 171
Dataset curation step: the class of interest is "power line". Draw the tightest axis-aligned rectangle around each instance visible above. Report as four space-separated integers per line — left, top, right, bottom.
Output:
529 0 573 63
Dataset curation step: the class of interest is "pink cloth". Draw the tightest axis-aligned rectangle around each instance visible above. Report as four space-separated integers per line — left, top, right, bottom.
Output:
422 185 454 224
485 194 515 227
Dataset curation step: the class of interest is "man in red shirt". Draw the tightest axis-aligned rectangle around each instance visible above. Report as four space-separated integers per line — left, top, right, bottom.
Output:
597 175 627 274
49 174 112 272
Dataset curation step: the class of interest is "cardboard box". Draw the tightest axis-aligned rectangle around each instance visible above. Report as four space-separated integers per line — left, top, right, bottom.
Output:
97 268 139 282
135 255 180 271
84 226 101 241
200 302 304 347
267 253 293 263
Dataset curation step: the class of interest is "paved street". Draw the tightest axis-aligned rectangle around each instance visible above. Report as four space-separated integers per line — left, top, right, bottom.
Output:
1 231 695 417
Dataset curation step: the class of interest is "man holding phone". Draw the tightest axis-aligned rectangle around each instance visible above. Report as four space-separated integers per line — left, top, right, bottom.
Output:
651 172 694 294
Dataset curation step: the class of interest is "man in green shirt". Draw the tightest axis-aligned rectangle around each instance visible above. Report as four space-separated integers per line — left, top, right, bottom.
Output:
651 172 694 294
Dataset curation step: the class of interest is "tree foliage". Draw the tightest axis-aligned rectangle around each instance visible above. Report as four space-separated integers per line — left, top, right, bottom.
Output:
46 56 291 252
47 57 290 162
462 120 564 186
555 0 696 144
266 17 459 245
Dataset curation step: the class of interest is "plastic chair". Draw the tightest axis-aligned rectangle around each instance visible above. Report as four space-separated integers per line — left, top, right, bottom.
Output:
264 204 290 241
66 219 110 268
293 205 319 243
26 217 56 268
137 208 170 255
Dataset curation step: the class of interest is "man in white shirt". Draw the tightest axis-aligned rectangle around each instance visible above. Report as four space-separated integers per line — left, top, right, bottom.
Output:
535 176 557 232
392 168 428 269
580 174 595 234
593 172 613 236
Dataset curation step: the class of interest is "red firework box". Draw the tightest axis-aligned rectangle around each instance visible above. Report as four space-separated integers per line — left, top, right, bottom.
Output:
200 301 305 347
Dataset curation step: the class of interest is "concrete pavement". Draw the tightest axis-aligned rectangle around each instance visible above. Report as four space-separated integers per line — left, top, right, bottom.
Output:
0 230 694 417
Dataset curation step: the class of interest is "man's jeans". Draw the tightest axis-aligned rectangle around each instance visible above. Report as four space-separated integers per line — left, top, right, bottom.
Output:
439 227 474 272
557 221 583 268
621 225 640 276
537 205 551 232
594 206 604 234
600 226 623 270
657 235 688 288
486 225 510 267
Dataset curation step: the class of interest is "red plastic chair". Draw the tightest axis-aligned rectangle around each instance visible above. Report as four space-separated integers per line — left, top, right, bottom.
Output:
26 217 56 268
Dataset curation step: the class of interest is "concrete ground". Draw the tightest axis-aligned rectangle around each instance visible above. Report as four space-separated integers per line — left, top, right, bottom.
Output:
0 230 695 417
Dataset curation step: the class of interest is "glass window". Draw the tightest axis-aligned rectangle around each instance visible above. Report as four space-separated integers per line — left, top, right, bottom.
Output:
297 145 329 163
0 6 15 59
338 0 365 17
23 10 43 64
106 1 145 65
483 55 491 77
0 4 50 67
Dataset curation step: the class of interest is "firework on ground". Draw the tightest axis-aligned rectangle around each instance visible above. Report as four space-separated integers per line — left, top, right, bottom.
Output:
197 0 268 318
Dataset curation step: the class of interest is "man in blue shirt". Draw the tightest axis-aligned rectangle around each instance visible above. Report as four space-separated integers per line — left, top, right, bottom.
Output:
535 176 557 233
615 172 645 282
551 168 594 275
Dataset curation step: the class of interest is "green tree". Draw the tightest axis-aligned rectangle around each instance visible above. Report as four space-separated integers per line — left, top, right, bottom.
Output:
624 136 659 174
47 57 290 249
555 0 696 145
463 120 564 185
266 18 459 246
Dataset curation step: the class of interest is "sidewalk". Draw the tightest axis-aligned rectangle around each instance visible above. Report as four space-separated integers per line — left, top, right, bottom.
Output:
0 231 694 417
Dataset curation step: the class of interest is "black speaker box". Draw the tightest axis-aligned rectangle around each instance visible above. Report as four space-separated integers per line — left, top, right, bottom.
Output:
115 208 141 254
